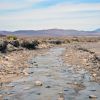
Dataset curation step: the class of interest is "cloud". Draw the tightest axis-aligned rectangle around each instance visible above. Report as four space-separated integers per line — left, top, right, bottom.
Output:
0 3 100 20
0 3 26 10
0 1 100 30
0 0 46 10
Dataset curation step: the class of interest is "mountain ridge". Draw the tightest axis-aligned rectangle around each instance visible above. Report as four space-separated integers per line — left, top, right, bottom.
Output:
0 28 100 36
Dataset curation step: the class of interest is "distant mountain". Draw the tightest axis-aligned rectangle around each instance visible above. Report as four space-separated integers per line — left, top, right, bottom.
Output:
0 28 100 36
94 28 100 33
0 33 6 37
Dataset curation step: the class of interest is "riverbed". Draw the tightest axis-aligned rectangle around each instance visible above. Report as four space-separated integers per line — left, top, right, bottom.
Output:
0 47 100 100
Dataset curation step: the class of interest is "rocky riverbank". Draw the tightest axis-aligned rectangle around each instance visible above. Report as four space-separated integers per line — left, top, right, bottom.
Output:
0 50 32 83
0 36 52 83
0 47 50 83
62 42 100 83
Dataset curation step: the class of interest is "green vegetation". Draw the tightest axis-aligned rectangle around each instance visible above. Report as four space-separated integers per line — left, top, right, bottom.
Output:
7 35 17 40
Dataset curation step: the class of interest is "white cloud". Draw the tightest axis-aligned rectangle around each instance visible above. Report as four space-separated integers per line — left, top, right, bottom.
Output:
0 0 45 10
0 3 27 10
0 2 100 30
0 3 100 20
25 0 46 3
0 17 99 31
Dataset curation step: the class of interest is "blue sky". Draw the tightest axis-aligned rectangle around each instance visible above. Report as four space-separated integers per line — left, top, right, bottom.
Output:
0 0 100 31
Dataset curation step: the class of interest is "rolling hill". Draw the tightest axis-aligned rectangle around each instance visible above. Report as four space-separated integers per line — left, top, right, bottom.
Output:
0 28 100 36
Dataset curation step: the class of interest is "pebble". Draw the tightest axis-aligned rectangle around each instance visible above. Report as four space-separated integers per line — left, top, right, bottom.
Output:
23 70 29 76
30 62 33 64
64 89 69 91
0 95 2 97
74 82 78 85
57 97 64 100
0 82 3 86
90 89 96 91
58 92 64 100
92 73 96 77
46 86 51 88
28 72 34 74
36 93 41 95
89 95 97 98
34 64 38 66
34 61 37 63
35 81 43 86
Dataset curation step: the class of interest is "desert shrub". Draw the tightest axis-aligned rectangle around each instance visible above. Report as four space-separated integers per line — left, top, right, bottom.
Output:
78 47 89 52
33 40 39 46
77 47 94 54
21 40 39 49
49 40 62 45
7 35 17 40
0 40 8 53
64 39 70 43
72 38 79 42
9 40 19 47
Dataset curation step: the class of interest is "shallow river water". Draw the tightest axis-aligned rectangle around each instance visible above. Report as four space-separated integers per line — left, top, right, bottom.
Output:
0 47 100 100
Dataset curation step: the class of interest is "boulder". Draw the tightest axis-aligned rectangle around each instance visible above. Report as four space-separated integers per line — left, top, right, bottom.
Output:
58 92 64 100
89 95 97 98
7 44 16 52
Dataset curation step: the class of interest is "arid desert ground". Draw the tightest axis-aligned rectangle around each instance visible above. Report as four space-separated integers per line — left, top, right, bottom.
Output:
0 36 100 100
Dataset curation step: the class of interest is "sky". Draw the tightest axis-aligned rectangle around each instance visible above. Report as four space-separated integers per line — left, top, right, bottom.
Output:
0 0 100 31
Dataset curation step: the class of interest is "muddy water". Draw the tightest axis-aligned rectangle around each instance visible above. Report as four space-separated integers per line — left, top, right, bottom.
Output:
0 47 100 100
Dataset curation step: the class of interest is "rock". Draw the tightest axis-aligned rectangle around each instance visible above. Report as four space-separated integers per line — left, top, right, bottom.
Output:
24 72 29 76
0 94 2 97
74 82 78 85
7 44 16 52
38 44 47 49
35 81 43 86
34 61 37 63
92 73 96 77
65 54 68 57
58 92 64 100
28 71 34 74
23 70 29 76
36 93 41 95
34 64 38 66
30 62 33 64
90 89 96 91
4 56 9 61
57 98 64 100
83 59 87 63
89 95 97 98
0 82 3 86
64 89 69 91
46 86 51 88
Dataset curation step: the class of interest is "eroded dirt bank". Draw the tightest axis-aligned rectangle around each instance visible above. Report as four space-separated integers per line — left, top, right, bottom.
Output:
63 42 100 83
